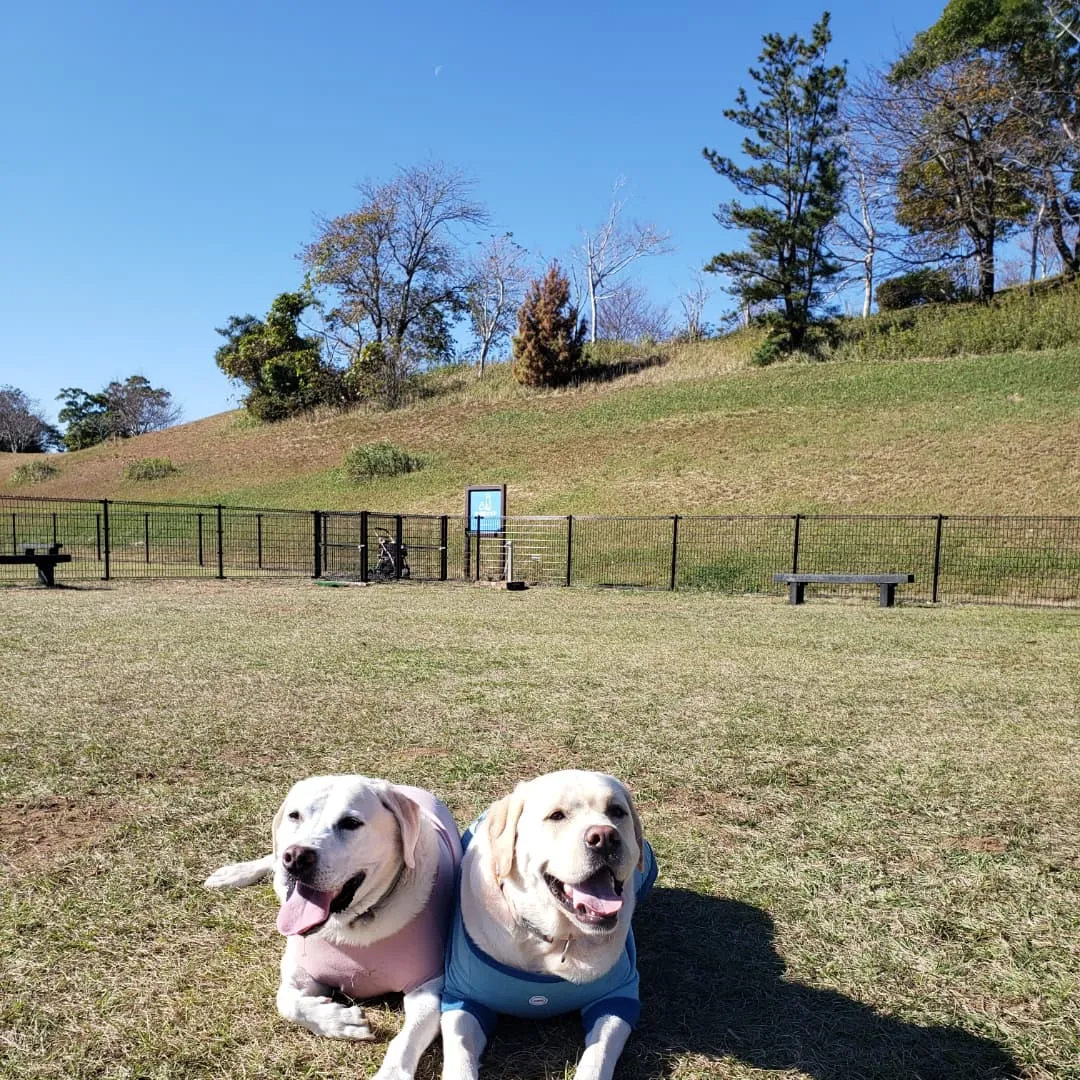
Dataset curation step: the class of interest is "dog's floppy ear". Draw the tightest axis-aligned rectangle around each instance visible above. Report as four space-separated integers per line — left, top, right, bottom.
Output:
625 785 646 873
486 783 527 884
381 786 423 869
271 802 285 857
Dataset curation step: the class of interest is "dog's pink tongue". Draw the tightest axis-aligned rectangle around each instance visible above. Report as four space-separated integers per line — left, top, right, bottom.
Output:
277 884 335 936
569 871 624 917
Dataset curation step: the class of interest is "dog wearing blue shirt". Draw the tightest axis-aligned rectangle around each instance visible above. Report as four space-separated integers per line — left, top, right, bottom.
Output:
440 770 656 1080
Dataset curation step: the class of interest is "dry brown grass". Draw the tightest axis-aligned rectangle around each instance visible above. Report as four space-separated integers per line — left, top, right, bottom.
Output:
1 580 1077 1079
5 344 1079 517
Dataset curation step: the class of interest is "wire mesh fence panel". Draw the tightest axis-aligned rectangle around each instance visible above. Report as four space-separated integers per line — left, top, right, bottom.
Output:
570 516 676 589
938 516 1080 605
676 516 795 592
793 515 940 603
102 502 217 578
363 512 408 581
0 496 105 581
322 512 364 579
225 508 313 576
400 515 452 581
2 495 1078 605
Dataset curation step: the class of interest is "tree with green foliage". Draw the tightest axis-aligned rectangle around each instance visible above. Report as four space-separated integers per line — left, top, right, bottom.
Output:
893 0 1080 278
56 376 179 450
56 387 110 450
703 12 846 358
302 162 488 406
214 292 339 422
0 387 62 452
891 57 1034 299
511 264 587 388
875 268 960 310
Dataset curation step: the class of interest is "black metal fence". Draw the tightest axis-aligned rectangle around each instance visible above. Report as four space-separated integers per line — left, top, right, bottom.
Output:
3 495 1079 606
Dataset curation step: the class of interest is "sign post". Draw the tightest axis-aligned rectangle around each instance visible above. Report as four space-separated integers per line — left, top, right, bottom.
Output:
464 485 507 580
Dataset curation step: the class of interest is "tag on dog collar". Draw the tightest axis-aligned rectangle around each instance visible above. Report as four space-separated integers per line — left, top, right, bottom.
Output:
528 995 549 1007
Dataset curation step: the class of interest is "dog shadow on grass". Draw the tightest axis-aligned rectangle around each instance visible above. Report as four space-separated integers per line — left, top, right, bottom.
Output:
476 887 1022 1080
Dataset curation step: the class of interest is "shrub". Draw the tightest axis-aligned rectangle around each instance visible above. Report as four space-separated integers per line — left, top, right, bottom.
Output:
511 263 587 388
11 460 59 484
875 269 958 311
344 442 424 482
124 457 179 481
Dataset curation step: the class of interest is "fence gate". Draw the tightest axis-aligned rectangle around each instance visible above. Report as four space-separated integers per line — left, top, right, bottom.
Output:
469 516 570 586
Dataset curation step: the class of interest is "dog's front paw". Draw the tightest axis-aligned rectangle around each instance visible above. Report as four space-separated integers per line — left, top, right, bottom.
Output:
204 854 274 890
204 865 243 889
302 998 374 1041
373 1063 415 1080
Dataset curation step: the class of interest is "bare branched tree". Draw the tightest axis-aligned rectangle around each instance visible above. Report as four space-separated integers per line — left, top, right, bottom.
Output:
576 179 672 343
593 280 670 342
832 84 911 316
0 387 61 452
465 234 531 375
675 272 712 341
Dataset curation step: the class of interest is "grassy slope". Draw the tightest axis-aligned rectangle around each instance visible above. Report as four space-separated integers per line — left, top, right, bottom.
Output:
4 336 1080 516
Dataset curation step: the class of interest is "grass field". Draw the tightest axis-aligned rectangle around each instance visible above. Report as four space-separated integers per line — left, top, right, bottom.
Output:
5 343 1080 518
1 580 1077 1079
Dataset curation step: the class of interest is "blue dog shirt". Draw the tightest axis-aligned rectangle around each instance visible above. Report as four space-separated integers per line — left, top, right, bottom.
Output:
441 827 656 1037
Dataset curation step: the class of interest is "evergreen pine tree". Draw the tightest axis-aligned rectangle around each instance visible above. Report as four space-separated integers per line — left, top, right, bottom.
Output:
704 13 846 359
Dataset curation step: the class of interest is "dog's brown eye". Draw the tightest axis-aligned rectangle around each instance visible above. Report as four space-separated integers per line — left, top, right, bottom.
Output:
338 816 364 830
547 810 566 821
287 810 301 821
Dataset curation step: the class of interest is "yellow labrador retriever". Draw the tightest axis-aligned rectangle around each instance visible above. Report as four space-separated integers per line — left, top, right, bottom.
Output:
205 775 461 1080
439 770 656 1080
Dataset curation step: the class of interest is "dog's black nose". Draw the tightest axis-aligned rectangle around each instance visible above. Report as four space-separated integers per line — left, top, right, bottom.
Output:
585 825 620 858
281 844 317 880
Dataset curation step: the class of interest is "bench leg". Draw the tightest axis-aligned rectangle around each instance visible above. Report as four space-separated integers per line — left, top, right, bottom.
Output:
36 561 56 587
788 581 805 605
879 583 896 608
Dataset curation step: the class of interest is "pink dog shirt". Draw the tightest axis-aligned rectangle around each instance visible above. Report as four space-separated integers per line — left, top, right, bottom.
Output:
283 786 461 998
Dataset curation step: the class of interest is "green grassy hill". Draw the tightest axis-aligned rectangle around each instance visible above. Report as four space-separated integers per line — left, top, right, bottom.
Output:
4 321 1080 517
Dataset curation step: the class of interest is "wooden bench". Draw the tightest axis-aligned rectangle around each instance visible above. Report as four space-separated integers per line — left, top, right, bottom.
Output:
774 571 915 608
0 544 72 587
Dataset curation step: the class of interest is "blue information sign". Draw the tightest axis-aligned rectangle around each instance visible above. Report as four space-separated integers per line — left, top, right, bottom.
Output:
467 485 506 533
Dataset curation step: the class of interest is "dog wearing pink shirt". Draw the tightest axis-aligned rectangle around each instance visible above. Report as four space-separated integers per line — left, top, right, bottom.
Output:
206 775 461 1080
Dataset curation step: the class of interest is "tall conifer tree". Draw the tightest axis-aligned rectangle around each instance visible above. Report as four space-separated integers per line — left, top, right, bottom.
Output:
704 13 846 358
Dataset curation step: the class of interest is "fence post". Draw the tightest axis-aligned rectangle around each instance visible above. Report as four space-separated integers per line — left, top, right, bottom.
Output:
9 512 14 554
144 512 151 564
52 512 58 546
475 517 482 582
439 515 448 581
96 514 101 561
216 505 225 579
359 511 369 583
670 515 680 590
791 514 802 572
312 511 322 578
102 499 110 581
257 513 263 570
932 514 945 604
395 515 404 580
565 515 574 587
197 513 204 567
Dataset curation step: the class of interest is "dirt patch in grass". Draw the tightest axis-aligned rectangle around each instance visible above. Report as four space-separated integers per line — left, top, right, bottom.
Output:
0 795 139 873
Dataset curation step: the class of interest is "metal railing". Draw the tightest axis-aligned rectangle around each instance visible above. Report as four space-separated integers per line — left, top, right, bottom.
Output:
2 495 1078 606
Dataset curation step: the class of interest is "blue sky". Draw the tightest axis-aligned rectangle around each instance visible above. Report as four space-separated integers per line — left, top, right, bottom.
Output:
1 0 945 426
